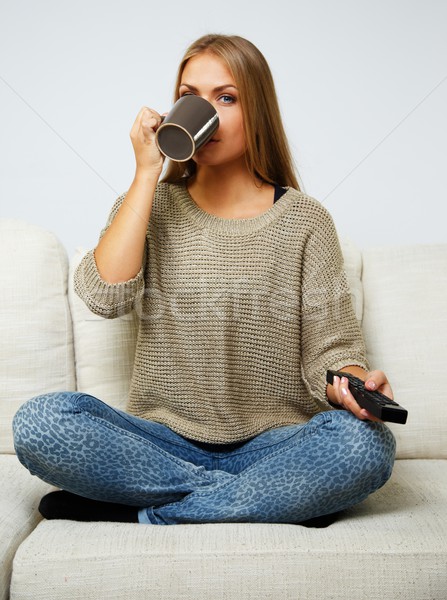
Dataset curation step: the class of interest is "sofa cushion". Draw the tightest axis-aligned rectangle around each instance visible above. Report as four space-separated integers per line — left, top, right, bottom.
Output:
10 459 447 599
0 455 54 600
0 219 76 454
340 237 364 323
68 249 138 410
361 244 447 459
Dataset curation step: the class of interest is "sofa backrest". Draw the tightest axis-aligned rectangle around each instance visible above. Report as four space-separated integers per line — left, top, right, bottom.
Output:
361 244 447 459
0 219 76 454
2 218 445 461
68 250 138 411
69 240 447 461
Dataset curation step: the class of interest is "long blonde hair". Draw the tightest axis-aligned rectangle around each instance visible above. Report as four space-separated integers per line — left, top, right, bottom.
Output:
161 34 301 191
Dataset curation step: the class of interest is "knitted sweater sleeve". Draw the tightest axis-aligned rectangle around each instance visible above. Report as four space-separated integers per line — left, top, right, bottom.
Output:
300 204 369 409
74 193 146 319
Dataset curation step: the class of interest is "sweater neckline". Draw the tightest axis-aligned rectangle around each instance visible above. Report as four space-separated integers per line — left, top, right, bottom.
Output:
172 181 294 236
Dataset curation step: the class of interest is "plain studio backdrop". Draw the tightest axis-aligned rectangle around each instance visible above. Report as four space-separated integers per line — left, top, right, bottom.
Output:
0 0 446 257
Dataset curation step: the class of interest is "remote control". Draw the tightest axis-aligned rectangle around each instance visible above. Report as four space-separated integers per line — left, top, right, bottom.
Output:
326 370 408 424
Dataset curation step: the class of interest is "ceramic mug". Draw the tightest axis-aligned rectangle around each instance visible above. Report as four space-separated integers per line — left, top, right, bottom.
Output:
155 95 219 162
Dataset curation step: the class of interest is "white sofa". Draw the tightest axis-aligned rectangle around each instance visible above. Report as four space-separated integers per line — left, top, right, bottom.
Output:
1 218 446 600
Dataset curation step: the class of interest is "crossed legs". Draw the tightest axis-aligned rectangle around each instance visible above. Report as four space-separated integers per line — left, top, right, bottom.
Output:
13 393 396 525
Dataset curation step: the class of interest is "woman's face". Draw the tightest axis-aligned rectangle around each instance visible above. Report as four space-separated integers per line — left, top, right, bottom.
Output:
179 52 246 168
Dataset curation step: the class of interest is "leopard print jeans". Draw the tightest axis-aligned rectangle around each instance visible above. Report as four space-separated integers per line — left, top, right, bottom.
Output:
13 392 396 525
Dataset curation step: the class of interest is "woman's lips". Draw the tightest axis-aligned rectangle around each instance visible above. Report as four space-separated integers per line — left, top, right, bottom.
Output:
197 139 219 153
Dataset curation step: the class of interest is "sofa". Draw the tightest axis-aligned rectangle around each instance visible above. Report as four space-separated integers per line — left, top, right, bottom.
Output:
1 217 446 600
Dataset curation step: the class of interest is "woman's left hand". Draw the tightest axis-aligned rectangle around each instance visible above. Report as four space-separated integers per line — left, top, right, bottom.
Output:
331 369 394 422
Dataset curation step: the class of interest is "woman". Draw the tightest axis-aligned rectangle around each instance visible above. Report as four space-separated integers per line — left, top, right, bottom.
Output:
13 34 396 526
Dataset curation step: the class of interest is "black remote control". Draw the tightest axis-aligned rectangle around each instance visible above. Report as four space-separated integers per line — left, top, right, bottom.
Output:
326 370 408 424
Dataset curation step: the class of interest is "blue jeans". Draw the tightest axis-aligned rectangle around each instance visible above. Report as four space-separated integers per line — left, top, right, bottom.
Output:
12 393 396 525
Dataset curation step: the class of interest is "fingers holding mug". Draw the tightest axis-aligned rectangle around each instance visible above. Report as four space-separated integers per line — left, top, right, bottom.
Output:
131 107 162 141
143 107 163 132
130 107 164 174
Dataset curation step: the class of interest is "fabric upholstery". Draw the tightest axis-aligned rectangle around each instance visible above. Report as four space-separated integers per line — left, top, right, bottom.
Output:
2 219 446 600
0 220 76 454
0 455 54 600
340 237 364 323
10 460 447 600
68 249 138 411
361 244 447 459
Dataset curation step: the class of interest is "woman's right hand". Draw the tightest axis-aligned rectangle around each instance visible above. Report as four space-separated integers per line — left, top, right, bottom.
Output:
130 106 164 177
94 107 164 284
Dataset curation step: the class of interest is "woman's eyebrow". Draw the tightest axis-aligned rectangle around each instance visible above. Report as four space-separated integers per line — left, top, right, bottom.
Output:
179 83 238 92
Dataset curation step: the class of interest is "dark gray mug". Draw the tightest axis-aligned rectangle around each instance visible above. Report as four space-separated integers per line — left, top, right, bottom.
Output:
155 95 219 162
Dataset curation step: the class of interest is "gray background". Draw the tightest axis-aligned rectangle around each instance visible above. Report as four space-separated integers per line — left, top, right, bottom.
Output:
1 0 446 257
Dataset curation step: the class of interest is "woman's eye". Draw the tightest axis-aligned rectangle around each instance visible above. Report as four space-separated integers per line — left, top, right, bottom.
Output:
219 95 235 104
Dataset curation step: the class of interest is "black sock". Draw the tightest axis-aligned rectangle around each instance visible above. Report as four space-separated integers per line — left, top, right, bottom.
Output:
298 511 341 528
38 490 139 523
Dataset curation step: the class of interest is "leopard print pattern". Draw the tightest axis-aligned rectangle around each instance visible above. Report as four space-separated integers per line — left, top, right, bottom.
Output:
13 392 396 525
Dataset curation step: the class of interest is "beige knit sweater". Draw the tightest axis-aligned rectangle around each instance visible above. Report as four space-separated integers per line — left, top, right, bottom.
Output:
74 182 368 443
